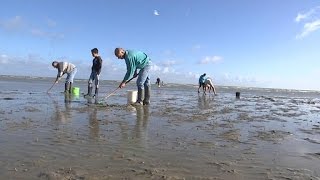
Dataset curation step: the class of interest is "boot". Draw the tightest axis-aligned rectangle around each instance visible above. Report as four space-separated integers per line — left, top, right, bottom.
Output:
84 85 93 97
143 86 150 105
64 82 70 93
93 88 99 98
69 82 72 93
132 88 143 106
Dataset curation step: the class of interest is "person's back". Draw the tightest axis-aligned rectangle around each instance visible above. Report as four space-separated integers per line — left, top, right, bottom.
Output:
58 62 75 75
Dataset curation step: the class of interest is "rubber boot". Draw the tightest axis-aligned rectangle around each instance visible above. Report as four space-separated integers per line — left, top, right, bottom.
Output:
143 86 150 105
69 82 72 93
93 88 99 98
84 85 93 97
64 82 70 93
133 88 143 106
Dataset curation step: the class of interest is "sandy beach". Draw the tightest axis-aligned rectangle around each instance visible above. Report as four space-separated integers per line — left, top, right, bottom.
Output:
0 76 320 180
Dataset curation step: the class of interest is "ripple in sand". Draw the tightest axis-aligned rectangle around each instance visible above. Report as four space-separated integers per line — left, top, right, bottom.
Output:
304 138 320 144
253 130 292 142
305 152 320 159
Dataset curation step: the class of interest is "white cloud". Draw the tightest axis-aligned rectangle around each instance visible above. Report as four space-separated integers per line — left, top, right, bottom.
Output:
295 6 320 38
199 56 223 64
296 19 320 39
154 10 160 16
161 60 177 66
46 18 57 27
295 6 320 22
30 28 65 39
150 64 161 71
0 16 25 30
192 44 201 51
0 54 9 64
0 16 64 40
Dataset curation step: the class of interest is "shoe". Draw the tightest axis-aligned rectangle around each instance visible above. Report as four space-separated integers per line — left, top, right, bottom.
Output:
143 101 150 106
132 101 143 106
84 86 93 97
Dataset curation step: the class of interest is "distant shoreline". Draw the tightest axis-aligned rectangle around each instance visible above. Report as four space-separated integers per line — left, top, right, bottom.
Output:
0 74 319 92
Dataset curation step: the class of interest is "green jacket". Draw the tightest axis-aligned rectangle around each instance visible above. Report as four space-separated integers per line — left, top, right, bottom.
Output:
123 50 150 81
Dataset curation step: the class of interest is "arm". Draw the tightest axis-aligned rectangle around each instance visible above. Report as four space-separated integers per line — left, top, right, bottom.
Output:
55 63 64 83
119 57 136 88
96 57 102 75
122 57 135 82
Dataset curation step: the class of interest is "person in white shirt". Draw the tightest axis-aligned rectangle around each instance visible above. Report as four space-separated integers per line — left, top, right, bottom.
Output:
51 61 77 93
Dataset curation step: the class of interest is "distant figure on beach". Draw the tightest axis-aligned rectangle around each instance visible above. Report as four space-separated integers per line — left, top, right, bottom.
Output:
204 77 217 95
156 77 161 87
198 73 206 93
114 47 151 106
51 61 77 93
84 48 103 98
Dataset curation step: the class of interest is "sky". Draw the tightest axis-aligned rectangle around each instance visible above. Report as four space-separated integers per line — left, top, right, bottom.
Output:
0 0 320 90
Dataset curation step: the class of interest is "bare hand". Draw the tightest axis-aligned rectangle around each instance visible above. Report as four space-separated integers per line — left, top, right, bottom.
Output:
119 82 126 88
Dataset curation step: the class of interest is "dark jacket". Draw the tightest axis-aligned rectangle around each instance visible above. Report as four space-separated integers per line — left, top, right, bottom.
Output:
92 56 102 75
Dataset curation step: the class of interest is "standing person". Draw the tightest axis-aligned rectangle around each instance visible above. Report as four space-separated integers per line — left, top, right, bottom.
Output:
85 48 103 98
156 77 161 87
198 73 206 93
51 61 77 93
114 47 151 105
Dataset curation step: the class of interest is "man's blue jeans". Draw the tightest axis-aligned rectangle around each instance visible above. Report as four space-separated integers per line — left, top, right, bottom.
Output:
66 67 77 83
136 63 151 89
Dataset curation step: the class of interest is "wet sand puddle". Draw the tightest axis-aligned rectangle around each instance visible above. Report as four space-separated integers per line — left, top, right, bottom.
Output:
0 87 320 179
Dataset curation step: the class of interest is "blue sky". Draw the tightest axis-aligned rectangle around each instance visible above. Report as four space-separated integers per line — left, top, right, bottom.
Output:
0 0 320 90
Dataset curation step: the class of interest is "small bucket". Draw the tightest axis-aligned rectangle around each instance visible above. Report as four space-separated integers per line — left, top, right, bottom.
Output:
72 87 80 96
127 90 138 104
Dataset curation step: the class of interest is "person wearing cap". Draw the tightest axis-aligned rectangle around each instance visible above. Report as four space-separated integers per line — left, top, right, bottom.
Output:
114 47 151 105
51 61 77 93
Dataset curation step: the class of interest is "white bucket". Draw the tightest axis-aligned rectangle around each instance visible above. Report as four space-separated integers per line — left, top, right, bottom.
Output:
127 90 138 104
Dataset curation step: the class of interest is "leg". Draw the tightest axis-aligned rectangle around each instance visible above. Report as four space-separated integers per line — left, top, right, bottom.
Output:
198 84 201 93
85 72 94 97
143 76 150 105
68 68 77 93
65 72 72 93
93 73 100 98
64 82 70 93
208 79 217 95
202 83 206 95
135 64 151 105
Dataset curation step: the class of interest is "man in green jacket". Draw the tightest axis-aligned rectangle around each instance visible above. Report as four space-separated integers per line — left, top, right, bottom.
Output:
114 47 151 105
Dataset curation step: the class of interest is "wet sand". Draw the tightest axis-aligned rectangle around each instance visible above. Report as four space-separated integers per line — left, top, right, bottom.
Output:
0 77 320 179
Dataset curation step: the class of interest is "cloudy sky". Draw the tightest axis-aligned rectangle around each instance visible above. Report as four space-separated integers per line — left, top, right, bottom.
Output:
0 0 320 90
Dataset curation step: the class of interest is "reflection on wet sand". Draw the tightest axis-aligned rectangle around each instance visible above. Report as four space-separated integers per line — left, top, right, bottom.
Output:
1 78 320 179
133 106 149 140
198 93 214 109
49 93 72 124
88 107 99 140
